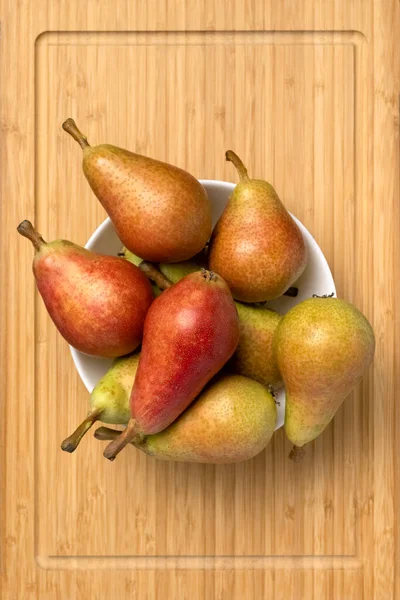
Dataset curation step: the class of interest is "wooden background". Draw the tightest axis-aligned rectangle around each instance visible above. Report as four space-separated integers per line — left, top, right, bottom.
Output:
1 2 399 598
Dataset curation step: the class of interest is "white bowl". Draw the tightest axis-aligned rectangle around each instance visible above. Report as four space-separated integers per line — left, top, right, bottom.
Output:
71 180 336 429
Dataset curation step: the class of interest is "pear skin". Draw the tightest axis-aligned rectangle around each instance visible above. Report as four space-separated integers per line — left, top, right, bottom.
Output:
158 248 207 282
95 374 277 463
17 221 153 357
209 151 307 302
159 259 203 283
63 119 212 263
103 270 240 461
61 353 140 453
232 303 282 389
274 297 375 459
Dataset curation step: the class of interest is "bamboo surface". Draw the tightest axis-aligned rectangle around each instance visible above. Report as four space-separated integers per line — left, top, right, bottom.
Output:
0 1 399 598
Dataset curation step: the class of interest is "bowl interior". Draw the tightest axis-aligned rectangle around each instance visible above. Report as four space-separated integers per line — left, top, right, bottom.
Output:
71 180 336 430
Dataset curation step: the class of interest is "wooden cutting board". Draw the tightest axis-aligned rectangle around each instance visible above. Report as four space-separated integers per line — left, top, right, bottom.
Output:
1 1 399 598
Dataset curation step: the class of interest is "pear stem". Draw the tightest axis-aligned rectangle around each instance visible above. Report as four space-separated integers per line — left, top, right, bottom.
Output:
139 262 173 291
225 150 249 181
103 418 141 461
95 426 146 451
289 445 306 463
17 220 46 251
62 118 90 149
94 426 121 442
61 408 103 453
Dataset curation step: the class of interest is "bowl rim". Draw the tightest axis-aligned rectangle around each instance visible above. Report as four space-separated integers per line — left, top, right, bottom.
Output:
71 178 336 396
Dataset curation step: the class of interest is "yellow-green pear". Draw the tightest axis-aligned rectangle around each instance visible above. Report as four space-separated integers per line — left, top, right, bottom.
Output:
232 303 283 389
274 297 375 461
61 353 140 453
95 374 276 463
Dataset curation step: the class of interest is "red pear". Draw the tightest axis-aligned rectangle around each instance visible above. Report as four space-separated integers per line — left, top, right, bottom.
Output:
103 270 240 460
17 220 153 357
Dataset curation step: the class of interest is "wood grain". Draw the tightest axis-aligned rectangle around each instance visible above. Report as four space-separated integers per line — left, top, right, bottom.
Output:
0 2 399 599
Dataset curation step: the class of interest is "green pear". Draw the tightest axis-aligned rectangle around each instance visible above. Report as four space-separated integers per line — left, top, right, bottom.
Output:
274 297 375 461
95 374 276 463
61 353 140 452
158 249 207 283
209 151 307 302
159 259 202 283
232 303 283 389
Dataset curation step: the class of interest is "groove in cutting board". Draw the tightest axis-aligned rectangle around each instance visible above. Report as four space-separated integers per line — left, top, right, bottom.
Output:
36 555 362 571
36 30 366 46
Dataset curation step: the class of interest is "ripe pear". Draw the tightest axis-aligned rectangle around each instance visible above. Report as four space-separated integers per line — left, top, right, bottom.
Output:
232 303 283 389
209 151 307 302
103 270 240 461
157 260 284 389
62 119 212 263
95 374 277 463
17 221 153 357
61 353 140 453
274 297 375 461
125 254 283 389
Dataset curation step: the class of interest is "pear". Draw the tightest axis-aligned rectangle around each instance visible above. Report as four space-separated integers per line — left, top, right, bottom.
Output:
17 220 153 357
62 119 212 263
232 303 283 389
159 259 202 282
95 374 276 463
61 353 140 453
209 150 307 302
124 254 283 389
155 261 284 389
161 263 284 389
103 270 240 461
274 297 375 461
